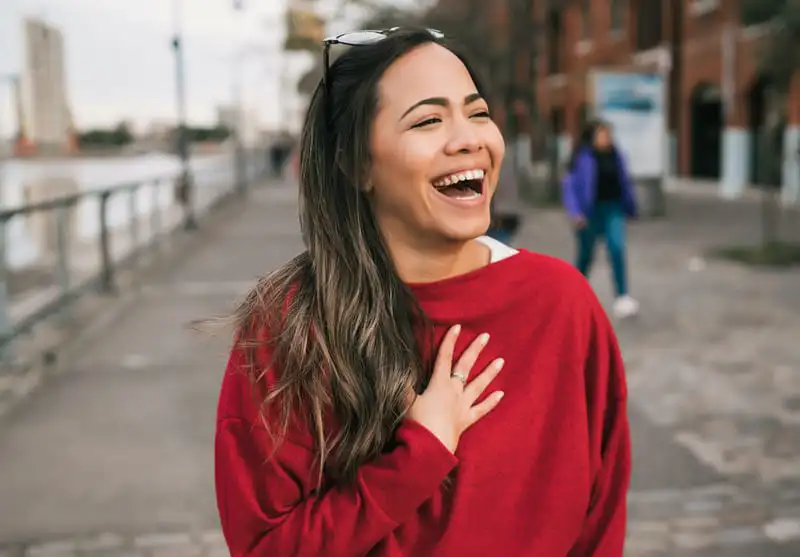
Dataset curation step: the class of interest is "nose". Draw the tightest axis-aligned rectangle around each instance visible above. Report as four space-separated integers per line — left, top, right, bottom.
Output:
443 114 483 155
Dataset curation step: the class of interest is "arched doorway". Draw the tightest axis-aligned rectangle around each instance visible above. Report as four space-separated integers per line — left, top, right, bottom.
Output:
689 83 723 179
747 76 785 187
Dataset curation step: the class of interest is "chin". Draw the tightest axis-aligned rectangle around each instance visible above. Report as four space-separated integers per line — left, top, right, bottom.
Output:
438 215 492 242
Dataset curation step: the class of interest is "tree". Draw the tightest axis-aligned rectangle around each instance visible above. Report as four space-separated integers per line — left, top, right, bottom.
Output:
296 0 542 191
111 121 134 146
298 0 535 134
727 0 800 264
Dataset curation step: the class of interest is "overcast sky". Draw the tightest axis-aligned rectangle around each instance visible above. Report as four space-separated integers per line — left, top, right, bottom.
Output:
0 0 320 134
0 0 427 136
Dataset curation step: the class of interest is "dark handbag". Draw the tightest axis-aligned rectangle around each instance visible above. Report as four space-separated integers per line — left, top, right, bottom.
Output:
490 213 521 235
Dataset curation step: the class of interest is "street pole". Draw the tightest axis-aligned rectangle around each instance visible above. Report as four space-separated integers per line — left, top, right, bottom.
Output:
0 73 19 364
232 2 247 194
172 0 197 230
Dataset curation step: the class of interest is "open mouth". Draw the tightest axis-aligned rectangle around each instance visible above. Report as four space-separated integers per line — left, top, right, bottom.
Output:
431 169 485 200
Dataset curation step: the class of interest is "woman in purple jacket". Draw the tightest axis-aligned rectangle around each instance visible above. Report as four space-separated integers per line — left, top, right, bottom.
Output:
562 120 639 318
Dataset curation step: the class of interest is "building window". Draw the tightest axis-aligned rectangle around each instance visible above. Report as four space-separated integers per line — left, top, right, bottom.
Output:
610 0 625 32
635 0 663 51
581 0 592 39
546 8 564 74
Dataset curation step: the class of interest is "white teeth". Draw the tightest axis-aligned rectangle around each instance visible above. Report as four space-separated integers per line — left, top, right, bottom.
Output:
432 169 485 188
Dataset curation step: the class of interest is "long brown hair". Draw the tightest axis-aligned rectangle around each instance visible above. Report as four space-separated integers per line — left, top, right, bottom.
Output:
233 28 491 486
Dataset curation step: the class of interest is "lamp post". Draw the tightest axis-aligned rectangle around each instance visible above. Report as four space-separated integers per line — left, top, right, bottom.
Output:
0 73 20 192
232 2 248 194
0 72 20 364
171 0 197 230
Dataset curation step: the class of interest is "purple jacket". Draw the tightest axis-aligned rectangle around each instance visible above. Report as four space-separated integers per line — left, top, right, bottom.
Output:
561 147 638 220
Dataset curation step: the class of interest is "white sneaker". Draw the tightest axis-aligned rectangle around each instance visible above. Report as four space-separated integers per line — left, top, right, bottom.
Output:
612 295 640 319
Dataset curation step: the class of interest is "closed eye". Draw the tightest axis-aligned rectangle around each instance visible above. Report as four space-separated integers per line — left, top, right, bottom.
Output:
411 110 490 129
411 117 441 129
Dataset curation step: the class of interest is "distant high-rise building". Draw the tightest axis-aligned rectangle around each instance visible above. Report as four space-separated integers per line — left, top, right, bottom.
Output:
217 104 261 148
19 17 74 156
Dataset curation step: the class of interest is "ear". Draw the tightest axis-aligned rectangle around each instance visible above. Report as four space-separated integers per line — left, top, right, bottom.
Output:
362 164 375 193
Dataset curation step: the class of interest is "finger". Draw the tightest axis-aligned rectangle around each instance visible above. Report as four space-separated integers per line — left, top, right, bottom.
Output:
467 391 505 426
451 332 490 381
432 325 461 382
464 358 504 403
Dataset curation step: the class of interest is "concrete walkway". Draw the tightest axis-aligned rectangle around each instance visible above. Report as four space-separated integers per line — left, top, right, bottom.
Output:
0 182 798 556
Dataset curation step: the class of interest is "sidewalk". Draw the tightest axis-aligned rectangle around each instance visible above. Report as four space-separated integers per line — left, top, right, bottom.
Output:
521 204 800 555
0 184 304 556
0 182 797 556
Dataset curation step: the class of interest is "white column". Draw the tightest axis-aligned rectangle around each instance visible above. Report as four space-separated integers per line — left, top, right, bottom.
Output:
721 127 750 198
782 126 800 205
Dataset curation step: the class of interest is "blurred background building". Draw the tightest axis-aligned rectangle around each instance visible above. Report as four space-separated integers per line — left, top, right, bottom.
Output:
500 0 799 203
18 17 76 156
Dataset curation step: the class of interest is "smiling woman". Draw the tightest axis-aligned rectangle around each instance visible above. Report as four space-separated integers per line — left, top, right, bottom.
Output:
214 27 631 557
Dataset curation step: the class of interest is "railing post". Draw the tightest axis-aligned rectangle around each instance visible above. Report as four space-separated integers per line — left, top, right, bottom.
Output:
55 205 72 323
0 216 12 363
129 185 140 263
150 179 162 252
98 191 115 294
235 143 247 195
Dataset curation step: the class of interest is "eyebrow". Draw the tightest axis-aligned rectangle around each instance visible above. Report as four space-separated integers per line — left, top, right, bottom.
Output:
400 92 484 121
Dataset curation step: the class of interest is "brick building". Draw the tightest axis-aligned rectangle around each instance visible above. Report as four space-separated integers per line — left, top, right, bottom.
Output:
527 0 800 203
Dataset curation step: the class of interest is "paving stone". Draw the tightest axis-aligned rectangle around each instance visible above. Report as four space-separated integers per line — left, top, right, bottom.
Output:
76 547 139 557
764 518 800 542
149 547 202 557
76 533 125 552
713 526 764 545
133 532 193 549
673 531 716 550
24 540 77 557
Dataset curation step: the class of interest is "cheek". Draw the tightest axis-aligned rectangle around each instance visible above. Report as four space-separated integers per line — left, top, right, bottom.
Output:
487 124 506 165
371 138 438 202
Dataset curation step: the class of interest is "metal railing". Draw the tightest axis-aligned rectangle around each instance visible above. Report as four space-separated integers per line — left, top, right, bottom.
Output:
0 151 268 363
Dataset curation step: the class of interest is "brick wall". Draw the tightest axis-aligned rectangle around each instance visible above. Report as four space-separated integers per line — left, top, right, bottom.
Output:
526 0 800 174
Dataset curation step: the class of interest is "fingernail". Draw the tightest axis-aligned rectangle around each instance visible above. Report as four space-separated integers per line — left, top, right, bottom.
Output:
453 324 462 334
495 358 505 369
496 391 505 400
479 333 490 344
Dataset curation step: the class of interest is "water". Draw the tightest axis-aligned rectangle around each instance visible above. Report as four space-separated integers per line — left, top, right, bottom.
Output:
0 152 236 270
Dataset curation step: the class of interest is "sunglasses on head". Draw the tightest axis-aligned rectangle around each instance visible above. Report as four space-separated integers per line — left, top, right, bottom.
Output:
321 27 445 90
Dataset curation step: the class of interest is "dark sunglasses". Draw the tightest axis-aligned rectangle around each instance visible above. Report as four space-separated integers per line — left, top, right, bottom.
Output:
321 27 445 91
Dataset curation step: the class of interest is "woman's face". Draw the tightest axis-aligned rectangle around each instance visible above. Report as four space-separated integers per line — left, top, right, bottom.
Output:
593 126 611 149
366 43 505 249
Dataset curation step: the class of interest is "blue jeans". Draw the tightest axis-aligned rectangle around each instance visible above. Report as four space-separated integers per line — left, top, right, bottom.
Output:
575 201 629 296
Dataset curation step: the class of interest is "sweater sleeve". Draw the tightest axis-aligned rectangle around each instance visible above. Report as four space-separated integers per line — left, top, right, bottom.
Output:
561 167 583 220
568 293 632 557
214 346 459 557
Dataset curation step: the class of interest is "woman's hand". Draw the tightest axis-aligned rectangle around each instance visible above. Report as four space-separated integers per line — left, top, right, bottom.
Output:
572 216 587 229
406 325 505 453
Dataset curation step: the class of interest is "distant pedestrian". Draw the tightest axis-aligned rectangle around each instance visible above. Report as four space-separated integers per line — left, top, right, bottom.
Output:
562 120 640 318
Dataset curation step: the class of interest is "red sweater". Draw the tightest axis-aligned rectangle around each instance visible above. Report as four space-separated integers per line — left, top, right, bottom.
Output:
215 250 631 556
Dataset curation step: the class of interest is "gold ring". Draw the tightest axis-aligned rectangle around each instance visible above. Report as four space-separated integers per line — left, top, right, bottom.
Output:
450 372 467 384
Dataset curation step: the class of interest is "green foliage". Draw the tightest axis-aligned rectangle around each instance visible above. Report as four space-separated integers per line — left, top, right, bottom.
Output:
741 0 787 27
743 0 800 90
77 122 133 148
186 125 231 143
711 241 800 267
